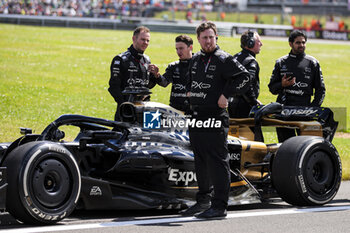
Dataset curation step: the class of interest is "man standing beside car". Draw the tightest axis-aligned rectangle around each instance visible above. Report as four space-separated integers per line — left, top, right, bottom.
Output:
268 30 326 142
108 26 159 121
148 35 193 112
228 30 263 118
182 22 250 219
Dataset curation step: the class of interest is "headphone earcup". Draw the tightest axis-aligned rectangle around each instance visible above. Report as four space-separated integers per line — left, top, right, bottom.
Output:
247 31 255 48
247 38 255 48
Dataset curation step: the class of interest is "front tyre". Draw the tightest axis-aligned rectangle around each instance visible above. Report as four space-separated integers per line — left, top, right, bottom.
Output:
3 141 81 224
272 136 341 206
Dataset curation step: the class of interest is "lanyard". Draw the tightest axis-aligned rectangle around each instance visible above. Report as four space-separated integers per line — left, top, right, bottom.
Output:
132 56 149 82
134 57 146 68
201 55 212 73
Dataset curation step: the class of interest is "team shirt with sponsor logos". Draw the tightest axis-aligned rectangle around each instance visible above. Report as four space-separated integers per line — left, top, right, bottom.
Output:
268 51 325 107
186 46 250 109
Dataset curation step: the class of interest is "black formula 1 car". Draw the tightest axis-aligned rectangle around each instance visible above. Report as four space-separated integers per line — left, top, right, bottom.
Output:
0 89 342 225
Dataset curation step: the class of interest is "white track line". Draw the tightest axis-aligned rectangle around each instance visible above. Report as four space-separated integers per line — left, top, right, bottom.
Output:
2 205 350 233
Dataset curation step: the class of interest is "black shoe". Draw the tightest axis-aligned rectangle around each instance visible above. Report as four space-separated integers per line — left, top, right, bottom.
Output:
195 207 227 219
180 202 210 216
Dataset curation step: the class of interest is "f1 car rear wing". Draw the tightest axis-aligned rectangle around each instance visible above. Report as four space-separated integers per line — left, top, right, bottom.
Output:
229 102 338 142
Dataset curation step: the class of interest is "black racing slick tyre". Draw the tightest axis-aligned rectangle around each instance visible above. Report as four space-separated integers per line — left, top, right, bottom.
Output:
3 141 81 224
272 136 341 206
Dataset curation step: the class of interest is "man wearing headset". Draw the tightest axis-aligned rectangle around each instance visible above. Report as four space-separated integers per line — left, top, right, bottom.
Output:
228 30 263 118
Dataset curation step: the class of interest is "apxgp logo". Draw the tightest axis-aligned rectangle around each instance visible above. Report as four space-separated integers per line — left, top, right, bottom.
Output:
173 84 186 90
191 81 211 89
293 82 308 88
143 110 161 129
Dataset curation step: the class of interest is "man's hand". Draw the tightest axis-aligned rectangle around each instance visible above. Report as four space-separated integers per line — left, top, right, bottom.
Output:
281 74 296 87
218 94 228 109
148 64 160 78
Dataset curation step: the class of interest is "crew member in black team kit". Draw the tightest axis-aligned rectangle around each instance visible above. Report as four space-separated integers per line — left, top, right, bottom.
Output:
108 26 159 121
268 30 326 142
228 30 263 118
149 35 193 112
181 22 250 219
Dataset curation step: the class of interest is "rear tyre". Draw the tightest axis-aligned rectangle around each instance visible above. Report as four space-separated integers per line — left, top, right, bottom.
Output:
3 141 81 224
272 136 341 206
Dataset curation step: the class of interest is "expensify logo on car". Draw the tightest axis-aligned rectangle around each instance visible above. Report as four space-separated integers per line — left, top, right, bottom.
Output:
143 110 222 129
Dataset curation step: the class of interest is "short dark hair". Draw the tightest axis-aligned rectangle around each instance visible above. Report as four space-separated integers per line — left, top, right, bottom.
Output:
133 26 150 37
196 21 217 37
289 30 307 43
175 35 193 47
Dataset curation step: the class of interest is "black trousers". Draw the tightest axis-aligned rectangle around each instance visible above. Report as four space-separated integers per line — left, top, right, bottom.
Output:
189 119 230 210
276 127 301 143
276 98 309 143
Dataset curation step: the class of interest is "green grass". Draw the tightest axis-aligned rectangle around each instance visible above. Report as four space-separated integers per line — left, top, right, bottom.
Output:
0 23 349 179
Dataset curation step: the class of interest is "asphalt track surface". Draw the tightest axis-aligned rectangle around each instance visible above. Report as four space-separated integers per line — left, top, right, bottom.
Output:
0 181 349 233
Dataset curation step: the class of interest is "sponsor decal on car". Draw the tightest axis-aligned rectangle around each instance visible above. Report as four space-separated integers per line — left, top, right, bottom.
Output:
48 145 66 154
90 186 102 196
168 168 197 185
31 207 65 221
281 108 318 116
228 153 240 161
298 175 307 193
